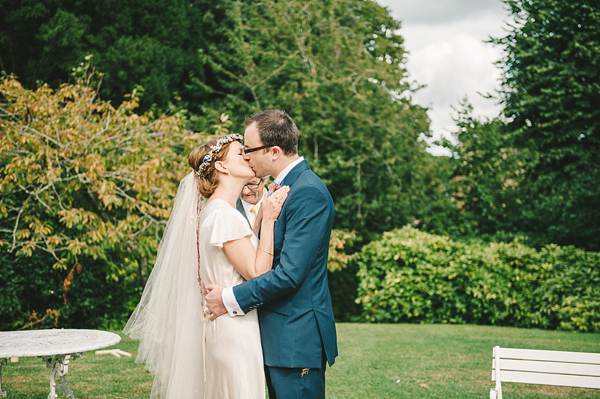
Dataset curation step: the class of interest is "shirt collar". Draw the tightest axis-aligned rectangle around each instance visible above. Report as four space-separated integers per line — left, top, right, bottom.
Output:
241 197 263 212
274 156 304 184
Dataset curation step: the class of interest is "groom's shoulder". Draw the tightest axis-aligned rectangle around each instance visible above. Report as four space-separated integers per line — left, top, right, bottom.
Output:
295 169 332 201
296 167 325 187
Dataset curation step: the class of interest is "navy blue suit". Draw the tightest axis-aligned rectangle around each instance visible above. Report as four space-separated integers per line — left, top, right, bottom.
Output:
233 160 337 398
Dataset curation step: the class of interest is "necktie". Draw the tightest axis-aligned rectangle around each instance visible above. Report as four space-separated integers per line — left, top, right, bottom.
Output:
250 205 259 216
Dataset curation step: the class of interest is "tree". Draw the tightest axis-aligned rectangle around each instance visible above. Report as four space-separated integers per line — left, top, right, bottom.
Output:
194 0 432 236
492 0 600 249
0 69 225 327
0 0 228 112
1 0 443 238
439 99 526 240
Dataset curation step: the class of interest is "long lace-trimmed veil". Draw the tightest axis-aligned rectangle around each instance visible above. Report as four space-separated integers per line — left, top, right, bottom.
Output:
124 172 206 399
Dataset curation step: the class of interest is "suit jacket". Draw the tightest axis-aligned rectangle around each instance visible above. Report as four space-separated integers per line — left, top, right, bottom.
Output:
233 160 338 368
235 197 251 228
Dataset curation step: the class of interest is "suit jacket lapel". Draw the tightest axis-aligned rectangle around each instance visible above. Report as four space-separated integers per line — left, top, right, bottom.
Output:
235 198 251 227
272 160 310 253
280 160 309 188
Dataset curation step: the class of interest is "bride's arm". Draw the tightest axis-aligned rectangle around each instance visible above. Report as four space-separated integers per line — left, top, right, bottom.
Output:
252 203 263 236
223 187 289 280
252 187 268 235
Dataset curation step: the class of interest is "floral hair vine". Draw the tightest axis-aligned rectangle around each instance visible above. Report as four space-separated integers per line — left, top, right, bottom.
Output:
196 133 243 178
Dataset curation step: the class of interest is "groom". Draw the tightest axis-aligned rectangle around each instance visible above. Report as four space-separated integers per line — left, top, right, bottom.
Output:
206 110 338 399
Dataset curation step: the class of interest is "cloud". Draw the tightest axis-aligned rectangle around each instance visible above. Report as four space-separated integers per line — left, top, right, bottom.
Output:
400 9 510 52
409 28 503 119
379 0 507 25
376 0 511 155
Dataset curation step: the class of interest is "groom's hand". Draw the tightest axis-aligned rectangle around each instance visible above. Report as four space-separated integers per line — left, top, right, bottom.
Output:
205 284 227 320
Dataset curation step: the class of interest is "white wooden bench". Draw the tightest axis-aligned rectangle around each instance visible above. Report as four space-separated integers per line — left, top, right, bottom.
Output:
490 345 600 399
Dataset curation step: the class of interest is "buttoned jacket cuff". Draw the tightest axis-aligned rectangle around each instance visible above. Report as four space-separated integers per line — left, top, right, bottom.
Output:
222 287 245 317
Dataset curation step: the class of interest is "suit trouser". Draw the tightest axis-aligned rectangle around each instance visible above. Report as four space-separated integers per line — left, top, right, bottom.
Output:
264 355 326 399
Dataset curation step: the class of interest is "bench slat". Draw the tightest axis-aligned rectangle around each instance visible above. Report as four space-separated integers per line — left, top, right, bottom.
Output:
493 370 600 389
497 348 600 364
493 359 600 377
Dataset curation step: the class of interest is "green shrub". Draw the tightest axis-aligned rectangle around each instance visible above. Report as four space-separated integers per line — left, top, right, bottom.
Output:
327 229 363 321
355 227 600 332
0 250 130 330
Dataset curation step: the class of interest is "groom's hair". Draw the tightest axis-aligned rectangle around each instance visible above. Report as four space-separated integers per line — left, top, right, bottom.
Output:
245 110 298 156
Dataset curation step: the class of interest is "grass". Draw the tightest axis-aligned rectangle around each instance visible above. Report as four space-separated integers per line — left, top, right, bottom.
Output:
2 323 599 398
328 323 600 399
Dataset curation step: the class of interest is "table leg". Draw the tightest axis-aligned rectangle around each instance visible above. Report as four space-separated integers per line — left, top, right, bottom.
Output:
41 354 82 399
0 358 7 398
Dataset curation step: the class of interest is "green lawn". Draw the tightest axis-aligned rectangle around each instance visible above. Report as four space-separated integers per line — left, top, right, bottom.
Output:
329 323 600 399
2 323 599 398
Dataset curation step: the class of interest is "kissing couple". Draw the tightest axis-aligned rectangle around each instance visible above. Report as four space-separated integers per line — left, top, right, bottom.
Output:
124 110 338 399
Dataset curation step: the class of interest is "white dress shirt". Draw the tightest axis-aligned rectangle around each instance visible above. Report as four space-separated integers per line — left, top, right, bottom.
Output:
222 157 305 316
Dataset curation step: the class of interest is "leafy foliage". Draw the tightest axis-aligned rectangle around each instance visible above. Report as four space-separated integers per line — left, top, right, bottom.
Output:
491 0 600 249
0 0 442 240
195 0 432 235
4 0 598 330
438 100 528 239
0 72 224 328
327 229 362 321
0 249 130 330
0 0 228 112
355 227 600 332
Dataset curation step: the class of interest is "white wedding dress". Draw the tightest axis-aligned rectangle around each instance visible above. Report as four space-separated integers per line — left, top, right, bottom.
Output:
198 199 265 399
124 174 265 399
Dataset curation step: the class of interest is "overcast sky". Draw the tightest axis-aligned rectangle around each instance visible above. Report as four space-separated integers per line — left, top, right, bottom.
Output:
376 0 512 155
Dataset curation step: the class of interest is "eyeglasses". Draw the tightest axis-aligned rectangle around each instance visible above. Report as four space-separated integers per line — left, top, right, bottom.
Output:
244 183 260 189
242 144 274 154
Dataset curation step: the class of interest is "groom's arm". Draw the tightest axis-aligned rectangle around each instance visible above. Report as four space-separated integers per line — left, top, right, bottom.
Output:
205 284 242 319
205 184 332 318
223 287 244 315
232 184 332 312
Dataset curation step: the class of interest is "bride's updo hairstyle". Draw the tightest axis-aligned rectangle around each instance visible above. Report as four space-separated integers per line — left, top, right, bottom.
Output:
188 133 243 198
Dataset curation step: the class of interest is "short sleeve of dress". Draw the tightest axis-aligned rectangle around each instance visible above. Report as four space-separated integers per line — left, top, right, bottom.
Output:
208 206 253 248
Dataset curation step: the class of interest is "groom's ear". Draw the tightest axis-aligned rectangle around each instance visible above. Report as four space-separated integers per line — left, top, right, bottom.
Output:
270 146 282 160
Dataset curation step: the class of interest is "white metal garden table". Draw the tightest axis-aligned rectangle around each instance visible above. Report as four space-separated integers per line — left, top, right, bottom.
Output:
0 329 121 399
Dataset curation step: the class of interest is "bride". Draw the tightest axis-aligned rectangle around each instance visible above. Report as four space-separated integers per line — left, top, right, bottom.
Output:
124 133 289 399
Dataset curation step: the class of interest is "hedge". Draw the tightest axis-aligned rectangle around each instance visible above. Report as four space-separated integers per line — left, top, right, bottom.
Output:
354 227 600 332
0 250 132 331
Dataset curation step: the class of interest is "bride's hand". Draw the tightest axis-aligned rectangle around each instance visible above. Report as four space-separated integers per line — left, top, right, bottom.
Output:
263 186 290 222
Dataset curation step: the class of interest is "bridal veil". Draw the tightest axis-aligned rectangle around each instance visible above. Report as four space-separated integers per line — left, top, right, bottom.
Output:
124 172 205 399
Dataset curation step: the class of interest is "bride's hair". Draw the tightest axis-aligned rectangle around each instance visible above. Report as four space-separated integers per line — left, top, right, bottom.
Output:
188 138 235 198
